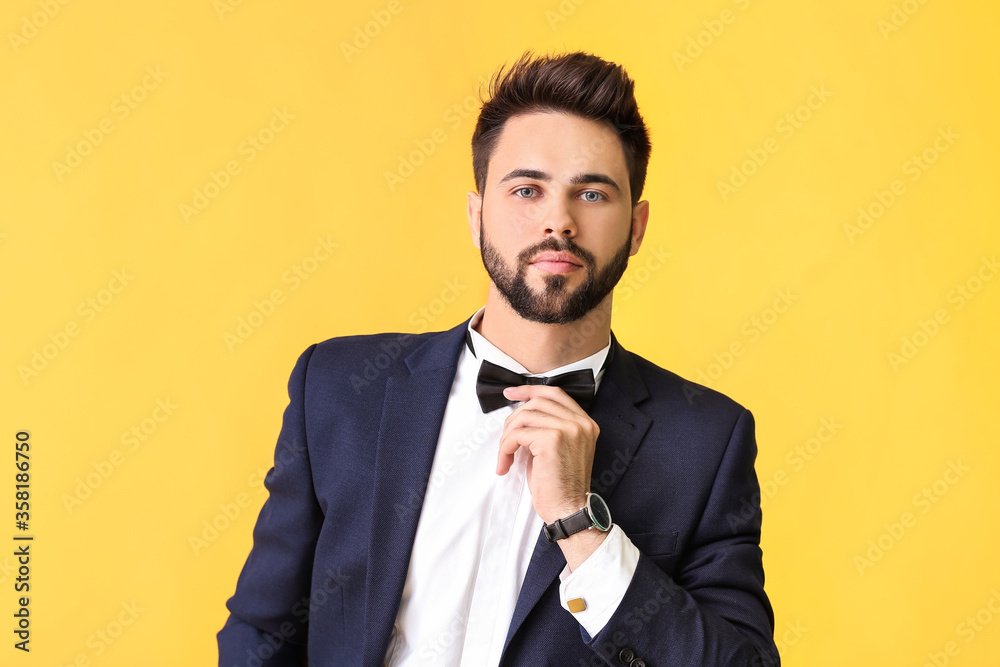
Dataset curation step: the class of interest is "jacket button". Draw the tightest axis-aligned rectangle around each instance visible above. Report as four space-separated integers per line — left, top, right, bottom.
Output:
618 648 635 663
630 660 646 667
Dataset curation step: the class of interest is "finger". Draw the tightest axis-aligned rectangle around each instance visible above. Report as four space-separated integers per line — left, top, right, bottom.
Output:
496 450 516 476
503 385 588 413
510 395 581 422
502 406 578 441
496 426 550 475
503 398 595 445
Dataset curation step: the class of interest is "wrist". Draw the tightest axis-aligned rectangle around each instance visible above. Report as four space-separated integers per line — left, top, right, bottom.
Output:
557 524 612 572
542 492 612 543
548 496 588 525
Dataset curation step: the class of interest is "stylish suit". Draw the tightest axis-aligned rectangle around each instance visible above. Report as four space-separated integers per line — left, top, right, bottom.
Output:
218 317 779 667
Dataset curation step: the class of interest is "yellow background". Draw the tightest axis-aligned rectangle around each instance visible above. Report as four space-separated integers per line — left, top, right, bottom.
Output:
2 0 998 664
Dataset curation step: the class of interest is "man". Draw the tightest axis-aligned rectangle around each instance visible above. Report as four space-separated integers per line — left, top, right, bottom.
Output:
218 51 779 667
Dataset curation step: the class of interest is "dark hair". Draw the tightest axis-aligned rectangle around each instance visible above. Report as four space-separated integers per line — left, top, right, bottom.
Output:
471 50 651 205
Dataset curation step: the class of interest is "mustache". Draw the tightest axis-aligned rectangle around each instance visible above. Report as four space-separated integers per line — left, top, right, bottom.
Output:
516 237 596 268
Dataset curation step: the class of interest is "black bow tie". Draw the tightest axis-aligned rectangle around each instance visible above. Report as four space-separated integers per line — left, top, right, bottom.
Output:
467 330 612 413
476 359 597 413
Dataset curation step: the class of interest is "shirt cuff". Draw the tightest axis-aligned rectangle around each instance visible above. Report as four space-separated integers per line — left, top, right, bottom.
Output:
557 524 640 639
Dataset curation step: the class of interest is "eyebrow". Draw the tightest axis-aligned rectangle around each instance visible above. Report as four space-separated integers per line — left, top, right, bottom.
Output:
498 168 621 194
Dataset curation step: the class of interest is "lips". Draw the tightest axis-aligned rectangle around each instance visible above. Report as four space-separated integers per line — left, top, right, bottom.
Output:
530 251 583 274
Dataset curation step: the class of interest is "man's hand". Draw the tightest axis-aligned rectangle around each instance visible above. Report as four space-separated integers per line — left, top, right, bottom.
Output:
497 384 608 570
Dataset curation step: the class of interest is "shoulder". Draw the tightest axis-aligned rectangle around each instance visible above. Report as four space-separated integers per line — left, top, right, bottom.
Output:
286 321 468 393
282 329 435 387
621 345 751 434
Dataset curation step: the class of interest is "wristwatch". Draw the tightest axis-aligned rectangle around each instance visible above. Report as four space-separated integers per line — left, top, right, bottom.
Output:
542 492 612 542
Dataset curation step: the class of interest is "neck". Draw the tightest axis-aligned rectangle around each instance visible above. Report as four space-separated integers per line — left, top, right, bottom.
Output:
476 286 613 374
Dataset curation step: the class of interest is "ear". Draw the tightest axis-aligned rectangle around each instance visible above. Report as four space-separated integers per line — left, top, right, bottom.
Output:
629 200 649 256
467 190 483 249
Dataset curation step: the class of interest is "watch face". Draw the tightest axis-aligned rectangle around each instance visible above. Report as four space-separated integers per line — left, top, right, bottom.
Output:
587 493 612 531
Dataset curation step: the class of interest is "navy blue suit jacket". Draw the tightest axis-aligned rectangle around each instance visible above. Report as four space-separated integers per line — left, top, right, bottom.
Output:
218 317 779 666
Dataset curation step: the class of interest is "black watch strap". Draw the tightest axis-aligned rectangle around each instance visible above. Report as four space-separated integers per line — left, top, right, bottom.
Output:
543 507 593 542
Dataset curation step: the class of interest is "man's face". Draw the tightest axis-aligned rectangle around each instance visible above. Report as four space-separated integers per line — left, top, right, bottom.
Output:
469 111 648 325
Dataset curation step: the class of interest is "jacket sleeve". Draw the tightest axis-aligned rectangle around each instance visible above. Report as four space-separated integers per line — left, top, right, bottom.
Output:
585 409 780 667
218 345 323 667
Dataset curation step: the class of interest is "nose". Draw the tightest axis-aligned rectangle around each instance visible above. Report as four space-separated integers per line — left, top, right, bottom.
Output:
538 197 577 239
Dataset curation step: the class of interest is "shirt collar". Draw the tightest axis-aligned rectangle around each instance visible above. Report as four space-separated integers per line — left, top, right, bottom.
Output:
464 306 612 384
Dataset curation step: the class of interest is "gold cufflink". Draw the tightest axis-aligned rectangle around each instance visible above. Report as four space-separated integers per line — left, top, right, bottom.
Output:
568 598 587 613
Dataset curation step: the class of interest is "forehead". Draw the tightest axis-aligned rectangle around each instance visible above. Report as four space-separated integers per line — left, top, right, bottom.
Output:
488 111 628 184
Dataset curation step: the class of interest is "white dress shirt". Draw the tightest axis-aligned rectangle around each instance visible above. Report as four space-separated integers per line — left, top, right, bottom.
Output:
384 308 639 666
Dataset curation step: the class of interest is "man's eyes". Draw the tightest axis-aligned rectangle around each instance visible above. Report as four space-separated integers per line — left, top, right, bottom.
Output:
511 187 607 202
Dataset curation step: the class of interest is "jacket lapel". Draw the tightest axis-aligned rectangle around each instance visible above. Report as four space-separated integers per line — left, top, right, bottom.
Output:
502 332 652 653
361 320 468 667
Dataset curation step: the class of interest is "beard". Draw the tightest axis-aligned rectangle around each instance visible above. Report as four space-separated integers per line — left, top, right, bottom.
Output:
479 217 632 325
